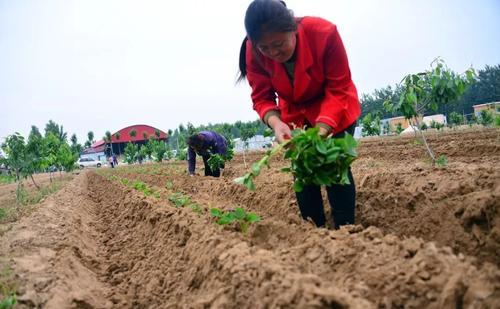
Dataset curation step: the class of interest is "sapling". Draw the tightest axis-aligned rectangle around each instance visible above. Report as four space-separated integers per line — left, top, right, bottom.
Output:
384 58 475 164
234 127 357 192
209 207 261 233
436 155 448 167
168 192 191 207
395 123 404 135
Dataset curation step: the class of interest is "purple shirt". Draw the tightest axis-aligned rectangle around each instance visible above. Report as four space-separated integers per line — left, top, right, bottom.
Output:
188 131 227 174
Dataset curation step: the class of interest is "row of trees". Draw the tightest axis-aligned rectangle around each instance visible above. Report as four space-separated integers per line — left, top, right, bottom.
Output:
360 64 500 119
165 120 267 158
1 120 80 201
123 138 172 164
361 107 498 137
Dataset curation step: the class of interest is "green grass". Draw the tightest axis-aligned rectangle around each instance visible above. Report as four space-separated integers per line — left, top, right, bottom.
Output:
0 263 17 309
18 180 65 206
0 175 14 185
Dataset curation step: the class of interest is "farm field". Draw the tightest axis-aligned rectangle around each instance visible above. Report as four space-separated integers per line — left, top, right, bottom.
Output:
1 127 499 308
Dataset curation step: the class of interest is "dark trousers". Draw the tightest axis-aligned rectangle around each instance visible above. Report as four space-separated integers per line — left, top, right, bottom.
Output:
202 155 222 177
295 123 356 229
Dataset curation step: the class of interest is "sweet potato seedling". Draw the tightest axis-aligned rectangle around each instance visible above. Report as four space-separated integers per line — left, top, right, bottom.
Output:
207 154 225 172
210 207 261 233
234 127 357 192
165 181 173 190
168 192 191 208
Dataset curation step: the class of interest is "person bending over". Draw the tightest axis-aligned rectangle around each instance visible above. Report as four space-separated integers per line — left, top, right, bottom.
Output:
187 131 228 177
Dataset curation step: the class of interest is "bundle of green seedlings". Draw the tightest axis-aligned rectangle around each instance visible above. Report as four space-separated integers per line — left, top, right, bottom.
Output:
234 127 357 192
206 142 234 171
209 207 261 233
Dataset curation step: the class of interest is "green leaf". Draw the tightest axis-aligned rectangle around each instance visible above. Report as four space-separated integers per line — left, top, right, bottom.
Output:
217 212 236 225
233 207 246 220
233 176 247 185
245 213 261 223
315 142 328 155
293 180 304 192
210 208 222 217
251 162 261 176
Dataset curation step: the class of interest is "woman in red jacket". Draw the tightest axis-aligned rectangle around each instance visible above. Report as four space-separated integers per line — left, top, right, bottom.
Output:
238 0 361 228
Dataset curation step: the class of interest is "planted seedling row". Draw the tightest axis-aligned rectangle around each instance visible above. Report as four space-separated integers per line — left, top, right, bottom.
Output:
100 172 261 233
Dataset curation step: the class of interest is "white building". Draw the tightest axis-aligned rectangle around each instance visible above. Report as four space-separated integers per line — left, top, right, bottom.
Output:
422 114 447 126
233 135 274 152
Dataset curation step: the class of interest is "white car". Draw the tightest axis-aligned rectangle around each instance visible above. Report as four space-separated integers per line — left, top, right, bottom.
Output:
77 157 103 168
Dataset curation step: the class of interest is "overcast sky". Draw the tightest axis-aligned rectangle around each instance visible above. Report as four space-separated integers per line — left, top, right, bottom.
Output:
1 0 499 143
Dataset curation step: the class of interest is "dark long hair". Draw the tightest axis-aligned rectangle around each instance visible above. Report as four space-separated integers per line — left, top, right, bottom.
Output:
237 0 297 82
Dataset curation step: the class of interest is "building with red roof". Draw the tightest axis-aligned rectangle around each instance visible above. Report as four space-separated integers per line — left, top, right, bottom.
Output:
81 124 169 160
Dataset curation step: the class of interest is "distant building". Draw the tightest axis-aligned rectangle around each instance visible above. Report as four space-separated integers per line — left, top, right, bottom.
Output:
383 116 413 131
473 102 499 116
234 135 274 152
422 114 447 126
80 142 106 162
81 124 169 159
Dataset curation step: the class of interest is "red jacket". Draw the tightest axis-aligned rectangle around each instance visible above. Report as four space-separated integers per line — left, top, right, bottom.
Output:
246 17 361 133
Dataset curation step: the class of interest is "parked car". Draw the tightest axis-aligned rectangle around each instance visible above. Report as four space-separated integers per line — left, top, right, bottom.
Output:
77 158 103 168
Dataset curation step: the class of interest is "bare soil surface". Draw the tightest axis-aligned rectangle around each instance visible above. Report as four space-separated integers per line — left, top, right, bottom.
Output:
1 127 499 308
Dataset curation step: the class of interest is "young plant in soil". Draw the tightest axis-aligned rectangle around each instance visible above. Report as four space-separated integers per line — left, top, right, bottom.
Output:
168 192 191 207
132 180 159 198
209 207 261 233
189 203 204 214
383 58 475 165
234 127 358 192
165 180 173 190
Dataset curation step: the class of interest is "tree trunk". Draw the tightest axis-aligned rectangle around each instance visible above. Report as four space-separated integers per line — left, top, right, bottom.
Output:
30 174 40 190
15 171 21 202
412 117 436 164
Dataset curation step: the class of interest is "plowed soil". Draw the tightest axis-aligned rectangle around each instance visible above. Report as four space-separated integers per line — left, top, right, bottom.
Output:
1 127 499 308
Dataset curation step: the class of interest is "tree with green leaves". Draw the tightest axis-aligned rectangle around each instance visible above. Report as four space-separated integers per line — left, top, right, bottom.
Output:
57 143 77 174
137 145 148 164
130 129 137 140
0 133 31 200
449 112 464 127
103 131 113 156
361 113 381 137
384 59 475 164
124 142 138 164
70 134 82 156
45 120 67 142
44 133 62 182
149 139 167 162
85 131 95 148
430 120 445 131
154 129 161 139
478 110 494 126
26 129 47 189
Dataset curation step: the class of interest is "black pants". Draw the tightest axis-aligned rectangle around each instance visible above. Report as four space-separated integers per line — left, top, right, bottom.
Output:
202 155 223 177
295 123 356 229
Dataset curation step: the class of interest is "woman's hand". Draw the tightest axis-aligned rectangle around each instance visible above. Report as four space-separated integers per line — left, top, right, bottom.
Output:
318 126 330 137
268 115 291 143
